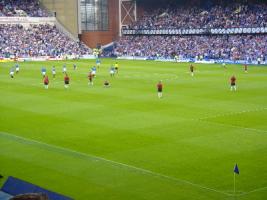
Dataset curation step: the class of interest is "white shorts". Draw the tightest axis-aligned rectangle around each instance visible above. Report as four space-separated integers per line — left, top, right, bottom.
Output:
10 72 14 76
16 68 19 71
63 69 66 72
92 71 96 75
42 72 46 75
110 71 114 74
52 71 56 75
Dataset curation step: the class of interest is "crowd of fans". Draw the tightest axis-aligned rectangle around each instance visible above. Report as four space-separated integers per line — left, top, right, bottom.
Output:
113 34 267 61
0 24 91 57
111 1 267 61
0 0 50 17
127 3 267 30
0 0 266 61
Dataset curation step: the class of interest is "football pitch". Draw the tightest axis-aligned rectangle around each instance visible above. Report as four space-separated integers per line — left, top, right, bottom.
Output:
0 59 266 200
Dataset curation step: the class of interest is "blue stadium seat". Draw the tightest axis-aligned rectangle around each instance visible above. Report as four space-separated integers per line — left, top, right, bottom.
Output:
1 176 72 200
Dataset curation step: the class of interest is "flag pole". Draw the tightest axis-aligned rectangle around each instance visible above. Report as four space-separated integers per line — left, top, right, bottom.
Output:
233 164 239 199
234 172 236 199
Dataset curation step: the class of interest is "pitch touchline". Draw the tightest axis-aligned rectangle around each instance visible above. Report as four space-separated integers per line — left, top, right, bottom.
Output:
0 131 231 196
197 119 267 134
199 107 267 120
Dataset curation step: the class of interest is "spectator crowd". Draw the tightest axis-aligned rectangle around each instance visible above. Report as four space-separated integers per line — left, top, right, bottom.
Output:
0 24 91 57
127 3 267 30
111 1 267 61
113 35 267 61
0 0 50 17
0 0 266 61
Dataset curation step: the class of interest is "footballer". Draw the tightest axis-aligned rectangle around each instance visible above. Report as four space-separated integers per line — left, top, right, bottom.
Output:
110 65 115 77
10 67 15 78
244 64 248 73
88 72 94 86
96 58 101 68
64 74 70 88
190 64 194 76
63 64 67 74
41 67 46 78
91 66 97 77
44 75 49 89
15 63 20 74
157 81 163 98
114 62 119 74
52 66 56 78
230 75 237 91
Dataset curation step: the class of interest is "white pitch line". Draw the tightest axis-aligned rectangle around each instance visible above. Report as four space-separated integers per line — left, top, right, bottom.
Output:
237 186 267 196
0 131 231 197
199 108 267 121
197 119 267 134
193 107 267 134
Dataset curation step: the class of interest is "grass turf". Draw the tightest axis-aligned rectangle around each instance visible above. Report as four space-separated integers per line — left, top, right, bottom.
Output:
0 59 266 200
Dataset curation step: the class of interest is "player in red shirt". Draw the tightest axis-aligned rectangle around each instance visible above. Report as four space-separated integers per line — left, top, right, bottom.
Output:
88 72 94 86
190 64 194 76
230 75 237 91
157 81 163 98
244 64 248 73
64 74 70 88
43 75 49 89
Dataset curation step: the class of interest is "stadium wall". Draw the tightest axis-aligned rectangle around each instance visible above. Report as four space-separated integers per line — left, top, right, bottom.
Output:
40 0 79 38
80 0 119 48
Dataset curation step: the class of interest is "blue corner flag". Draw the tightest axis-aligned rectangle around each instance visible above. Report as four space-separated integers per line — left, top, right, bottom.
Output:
234 164 239 174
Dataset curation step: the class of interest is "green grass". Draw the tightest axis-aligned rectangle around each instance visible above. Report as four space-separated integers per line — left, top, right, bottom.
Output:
0 59 266 200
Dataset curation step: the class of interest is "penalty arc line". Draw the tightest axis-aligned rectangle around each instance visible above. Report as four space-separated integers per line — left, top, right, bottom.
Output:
0 131 232 197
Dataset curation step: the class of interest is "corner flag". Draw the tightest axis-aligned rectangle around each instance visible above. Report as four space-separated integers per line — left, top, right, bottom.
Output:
234 164 239 174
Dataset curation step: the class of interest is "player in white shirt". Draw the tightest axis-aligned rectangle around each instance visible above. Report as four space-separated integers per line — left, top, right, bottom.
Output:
110 66 115 77
91 66 97 77
10 67 15 78
63 64 67 74
15 64 20 74
52 66 56 78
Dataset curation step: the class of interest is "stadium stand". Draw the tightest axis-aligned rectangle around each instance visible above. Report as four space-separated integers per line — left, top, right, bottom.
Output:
0 24 91 57
113 34 266 61
10 193 48 200
0 0 50 17
126 2 267 29
1 176 72 200
107 1 267 63
0 0 91 58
